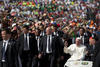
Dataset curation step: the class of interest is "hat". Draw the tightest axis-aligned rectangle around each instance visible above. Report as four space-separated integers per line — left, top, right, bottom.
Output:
12 23 16 27
76 37 81 41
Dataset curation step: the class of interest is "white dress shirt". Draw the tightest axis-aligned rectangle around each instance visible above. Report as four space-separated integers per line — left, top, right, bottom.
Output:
64 44 86 61
24 33 30 50
36 36 40 51
46 35 52 53
3 40 9 51
2 40 9 62
80 36 85 45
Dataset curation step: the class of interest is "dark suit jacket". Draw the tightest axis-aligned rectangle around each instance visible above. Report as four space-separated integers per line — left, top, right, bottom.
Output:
85 44 95 61
40 35 63 57
0 39 17 67
93 51 100 67
92 41 100 67
16 33 38 57
94 41 100 58
76 34 89 45
35 36 43 53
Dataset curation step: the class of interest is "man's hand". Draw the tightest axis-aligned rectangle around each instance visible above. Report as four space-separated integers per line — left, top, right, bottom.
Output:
60 56 64 60
38 53 42 59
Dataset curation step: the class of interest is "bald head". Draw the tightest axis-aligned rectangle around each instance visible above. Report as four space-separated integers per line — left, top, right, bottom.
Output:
46 27 52 35
89 38 96 45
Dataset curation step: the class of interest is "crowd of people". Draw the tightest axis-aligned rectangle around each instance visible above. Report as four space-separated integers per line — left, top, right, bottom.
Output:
0 0 100 67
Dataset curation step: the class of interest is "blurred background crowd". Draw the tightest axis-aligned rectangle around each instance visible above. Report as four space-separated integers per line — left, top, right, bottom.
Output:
0 0 100 67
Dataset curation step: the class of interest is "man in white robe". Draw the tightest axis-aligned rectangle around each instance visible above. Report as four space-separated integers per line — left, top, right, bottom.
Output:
64 37 86 61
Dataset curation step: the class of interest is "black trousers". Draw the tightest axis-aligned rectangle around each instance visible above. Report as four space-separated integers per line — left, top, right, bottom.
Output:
1 62 7 67
40 53 57 67
20 50 32 67
59 53 70 67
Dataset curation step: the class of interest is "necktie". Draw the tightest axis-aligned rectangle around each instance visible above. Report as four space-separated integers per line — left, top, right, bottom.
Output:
48 35 51 52
2 42 6 62
93 45 95 50
37 36 40 51
24 34 28 50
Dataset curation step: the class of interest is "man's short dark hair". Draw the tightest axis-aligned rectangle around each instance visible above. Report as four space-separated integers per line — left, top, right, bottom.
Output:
80 27 85 32
1 28 11 34
23 25 29 30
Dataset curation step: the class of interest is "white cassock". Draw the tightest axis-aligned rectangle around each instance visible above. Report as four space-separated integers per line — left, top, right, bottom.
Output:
64 44 86 61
